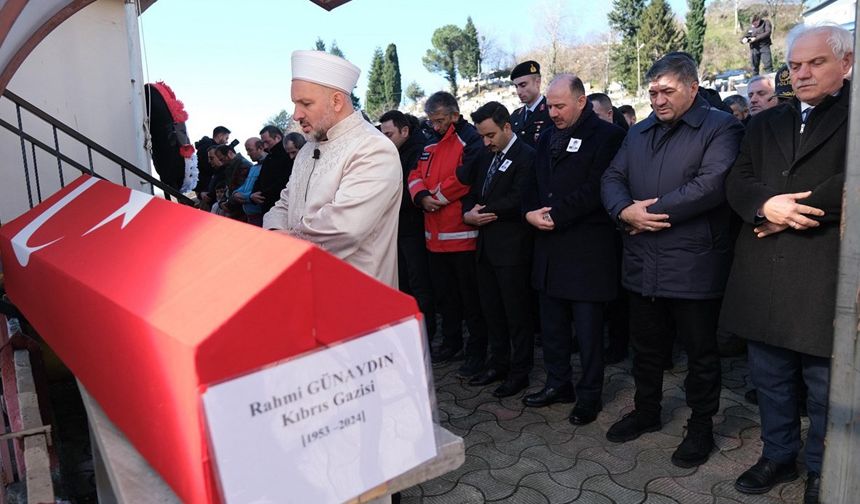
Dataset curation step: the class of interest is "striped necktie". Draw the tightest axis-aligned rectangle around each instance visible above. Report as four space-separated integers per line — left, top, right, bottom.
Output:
482 153 503 196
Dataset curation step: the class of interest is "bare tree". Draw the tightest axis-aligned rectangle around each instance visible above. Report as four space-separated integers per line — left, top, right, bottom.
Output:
531 0 577 78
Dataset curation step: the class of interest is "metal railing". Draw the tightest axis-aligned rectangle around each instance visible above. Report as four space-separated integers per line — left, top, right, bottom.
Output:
0 89 195 212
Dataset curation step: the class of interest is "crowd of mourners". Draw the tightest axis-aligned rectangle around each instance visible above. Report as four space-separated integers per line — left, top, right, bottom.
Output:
191 125 306 226
187 22 851 504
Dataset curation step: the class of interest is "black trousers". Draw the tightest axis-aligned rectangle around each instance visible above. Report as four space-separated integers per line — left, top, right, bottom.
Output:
398 234 436 339
540 294 605 403
476 259 533 380
750 45 773 75
428 250 487 361
629 294 721 429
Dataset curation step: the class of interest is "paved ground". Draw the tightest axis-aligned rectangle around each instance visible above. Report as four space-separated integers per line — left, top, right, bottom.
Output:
402 347 810 504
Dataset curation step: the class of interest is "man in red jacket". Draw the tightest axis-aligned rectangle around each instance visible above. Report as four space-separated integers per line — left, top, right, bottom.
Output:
408 91 487 377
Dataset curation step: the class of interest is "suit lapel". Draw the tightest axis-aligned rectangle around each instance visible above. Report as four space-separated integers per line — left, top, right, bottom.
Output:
795 94 849 165
766 105 797 167
485 140 518 197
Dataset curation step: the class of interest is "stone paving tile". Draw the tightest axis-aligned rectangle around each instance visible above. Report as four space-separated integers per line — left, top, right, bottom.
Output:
489 485 550 503
520 472 580 504
612 447 696 490
489 456 549 486
412 351 800 504
640 493 682 503
570 489 614 503
549 459 609 489
583 473 647 502
459 469 517 500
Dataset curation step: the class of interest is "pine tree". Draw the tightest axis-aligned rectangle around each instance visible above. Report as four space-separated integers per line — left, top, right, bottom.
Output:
458 17 481 80
314 38 326 51
685 0 707 64
405 81 425 102
638 0 685 74
608 0 646 92
365 48 387 120
423 25 466 95
383 44 402 110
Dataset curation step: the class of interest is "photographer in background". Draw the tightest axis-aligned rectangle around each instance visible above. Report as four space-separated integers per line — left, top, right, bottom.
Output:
742 13 774 75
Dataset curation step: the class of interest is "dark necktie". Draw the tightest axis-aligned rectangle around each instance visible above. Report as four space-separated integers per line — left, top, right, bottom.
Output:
522 107 530 124
800 108 811 134
482 153 503 196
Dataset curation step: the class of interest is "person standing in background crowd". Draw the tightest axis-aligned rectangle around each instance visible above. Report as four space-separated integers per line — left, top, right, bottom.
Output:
723 95 750 123
194 125 230 202
408 91 488 377
602 53 744 468
510 61 550 148
746 75 779 115
252 125 293 215
263 50 402 287
618 105 637 127
588 93 630 131
379 109 437 343
283 132 306 160
723 24 853 504
231 137 266 226
462 101 535 398
743 13 774 75
522 74 625 426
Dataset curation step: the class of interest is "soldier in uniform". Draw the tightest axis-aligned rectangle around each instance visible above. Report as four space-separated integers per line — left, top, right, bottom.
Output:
510 60 551 148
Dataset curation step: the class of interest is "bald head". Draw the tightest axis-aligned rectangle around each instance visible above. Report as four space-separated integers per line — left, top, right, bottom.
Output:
245 137 265 162
546 73 587 130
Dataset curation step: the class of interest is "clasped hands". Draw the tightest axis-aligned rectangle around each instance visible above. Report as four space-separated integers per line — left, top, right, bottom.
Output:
620 198 670 235
754 191 824 238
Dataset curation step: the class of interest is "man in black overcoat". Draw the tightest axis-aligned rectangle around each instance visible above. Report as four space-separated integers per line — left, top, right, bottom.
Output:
522 74 625 426
461 102 535 398
722 25 854 504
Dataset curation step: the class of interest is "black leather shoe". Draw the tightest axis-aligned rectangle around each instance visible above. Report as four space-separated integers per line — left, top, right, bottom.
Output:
522 383 575 407
430 346 461 364
493 377 529 398
734 457 799 494
606 410 661 443
671 429 714 468
469 368 505 386
569 401 602 426
804 472 820 504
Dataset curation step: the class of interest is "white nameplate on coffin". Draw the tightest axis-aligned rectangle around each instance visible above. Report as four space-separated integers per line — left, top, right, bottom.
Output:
202 317 436 504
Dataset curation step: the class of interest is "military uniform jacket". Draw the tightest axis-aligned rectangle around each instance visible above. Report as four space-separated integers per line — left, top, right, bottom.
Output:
511 96 550 148
720 81 850 358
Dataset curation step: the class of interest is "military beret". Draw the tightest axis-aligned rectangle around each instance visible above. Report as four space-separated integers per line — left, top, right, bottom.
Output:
774 64 794 99
510 60 540 80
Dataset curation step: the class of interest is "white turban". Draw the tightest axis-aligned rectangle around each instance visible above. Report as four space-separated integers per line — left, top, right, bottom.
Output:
291 50 360 94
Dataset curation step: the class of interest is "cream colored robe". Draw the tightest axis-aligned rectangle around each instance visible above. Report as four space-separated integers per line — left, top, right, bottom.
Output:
262 111 401 288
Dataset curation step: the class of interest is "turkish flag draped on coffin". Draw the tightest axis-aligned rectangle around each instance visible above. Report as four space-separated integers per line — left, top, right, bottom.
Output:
0 175 422 503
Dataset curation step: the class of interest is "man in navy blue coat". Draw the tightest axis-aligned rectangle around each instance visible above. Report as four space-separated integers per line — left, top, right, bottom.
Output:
601 53 744 468
521 74 625 426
